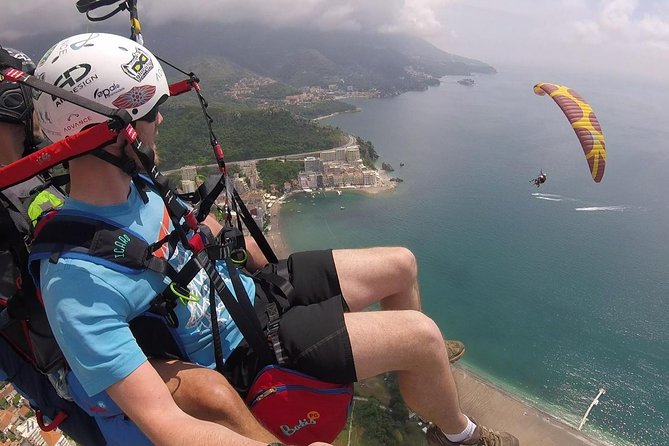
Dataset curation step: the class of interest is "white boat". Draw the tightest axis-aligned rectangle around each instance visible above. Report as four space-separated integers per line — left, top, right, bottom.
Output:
336 190 342 196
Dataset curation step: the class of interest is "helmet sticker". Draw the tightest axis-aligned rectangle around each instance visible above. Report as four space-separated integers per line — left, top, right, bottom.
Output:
62 115 94 134
51 64 99 106
69 33 99 50
32 73 45 100
51 41 72 65
112 85 156 109
39 109 53 125
94 83 125 100
37 44 56 68
121 48 154 82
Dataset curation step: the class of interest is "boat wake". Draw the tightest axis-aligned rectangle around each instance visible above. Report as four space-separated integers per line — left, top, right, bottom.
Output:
532 193 635 212
574 206 627 212
532 193 563 202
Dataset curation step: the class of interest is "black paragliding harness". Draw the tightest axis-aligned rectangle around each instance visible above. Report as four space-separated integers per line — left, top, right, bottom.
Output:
530 169 547 187
0 56 281 357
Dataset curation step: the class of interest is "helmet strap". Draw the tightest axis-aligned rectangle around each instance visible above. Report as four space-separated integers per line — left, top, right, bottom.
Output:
94 147 139 177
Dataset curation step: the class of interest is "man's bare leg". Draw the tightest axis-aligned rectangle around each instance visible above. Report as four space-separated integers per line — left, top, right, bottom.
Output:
334 247 465 363
150 359 279 443
333 247 420 311
345 310 469 434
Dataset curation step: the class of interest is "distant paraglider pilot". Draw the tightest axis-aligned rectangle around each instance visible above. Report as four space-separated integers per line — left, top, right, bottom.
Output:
531 170 547 187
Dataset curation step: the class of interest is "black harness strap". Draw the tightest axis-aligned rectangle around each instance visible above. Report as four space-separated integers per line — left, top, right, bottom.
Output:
232 189 278 264
196 250 276 368
31 216 176 279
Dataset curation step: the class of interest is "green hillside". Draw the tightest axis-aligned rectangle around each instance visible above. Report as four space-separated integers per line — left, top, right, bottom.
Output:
157 104 347 170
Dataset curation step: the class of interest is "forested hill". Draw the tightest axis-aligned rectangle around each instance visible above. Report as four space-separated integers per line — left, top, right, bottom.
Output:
157 105 346 170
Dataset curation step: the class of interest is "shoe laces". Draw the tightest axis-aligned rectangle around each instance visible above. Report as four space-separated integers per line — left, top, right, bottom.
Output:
477 426 505 446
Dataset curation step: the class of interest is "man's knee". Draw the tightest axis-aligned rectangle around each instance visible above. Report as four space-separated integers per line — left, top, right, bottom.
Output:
406 311 444 354
391 247 418 283
189 371 242 414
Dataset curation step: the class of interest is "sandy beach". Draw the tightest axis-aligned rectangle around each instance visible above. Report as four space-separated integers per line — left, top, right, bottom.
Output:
452 366 609 446
265 198 612 446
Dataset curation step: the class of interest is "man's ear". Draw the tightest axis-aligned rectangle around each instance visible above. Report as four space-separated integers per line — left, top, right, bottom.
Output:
153 147 160 165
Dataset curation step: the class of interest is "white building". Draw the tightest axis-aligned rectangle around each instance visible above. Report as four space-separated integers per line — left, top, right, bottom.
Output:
304 156 322 173
345 146 361 163
320 150 336 162
17 418 73 446
180 180 197 194
180 165 197 182
335 147 347 162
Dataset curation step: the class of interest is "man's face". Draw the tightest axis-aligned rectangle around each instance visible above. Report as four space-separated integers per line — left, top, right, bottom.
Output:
126 111 163 166
134 111 162 151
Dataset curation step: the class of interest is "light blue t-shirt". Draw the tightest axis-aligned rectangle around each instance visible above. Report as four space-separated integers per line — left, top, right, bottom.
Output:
39 183 255 396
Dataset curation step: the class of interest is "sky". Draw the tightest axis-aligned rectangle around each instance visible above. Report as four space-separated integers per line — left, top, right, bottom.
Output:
2 0 668 82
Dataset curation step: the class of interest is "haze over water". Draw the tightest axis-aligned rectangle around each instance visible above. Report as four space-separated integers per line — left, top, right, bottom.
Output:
278 66 669 445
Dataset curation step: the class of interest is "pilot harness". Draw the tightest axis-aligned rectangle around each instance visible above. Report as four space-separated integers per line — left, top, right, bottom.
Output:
0 174 66 375
28 176 292 371
0 174 72 432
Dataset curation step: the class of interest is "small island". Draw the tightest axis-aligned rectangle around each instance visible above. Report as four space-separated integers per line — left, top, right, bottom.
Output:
457 78 475 86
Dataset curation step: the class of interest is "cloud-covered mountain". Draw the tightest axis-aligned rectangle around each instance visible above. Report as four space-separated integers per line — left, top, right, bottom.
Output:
7 21 496 95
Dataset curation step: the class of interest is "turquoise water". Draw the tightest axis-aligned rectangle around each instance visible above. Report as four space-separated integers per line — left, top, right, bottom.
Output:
278 66 669 445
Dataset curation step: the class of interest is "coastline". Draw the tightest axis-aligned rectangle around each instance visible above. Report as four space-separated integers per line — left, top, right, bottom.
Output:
265 201 614 446
266 169 397 258
451 366 612 446
266 198 290 259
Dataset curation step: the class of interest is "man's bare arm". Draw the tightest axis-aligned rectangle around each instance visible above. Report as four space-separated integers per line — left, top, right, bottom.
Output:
107 361 265 446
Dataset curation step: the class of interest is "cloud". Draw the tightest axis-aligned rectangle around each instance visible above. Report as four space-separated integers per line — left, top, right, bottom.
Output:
1 0 667 81
379 0 445 36
599 0 637 33
571 20 604 45
559 1 669 53
639 15 669 40
0 0 453 40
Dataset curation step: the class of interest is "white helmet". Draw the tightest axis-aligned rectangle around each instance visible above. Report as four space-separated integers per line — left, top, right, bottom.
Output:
34 33 169 142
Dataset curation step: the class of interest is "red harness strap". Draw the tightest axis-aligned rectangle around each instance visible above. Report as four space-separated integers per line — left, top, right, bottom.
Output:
36 408 68 431
0 124 118 190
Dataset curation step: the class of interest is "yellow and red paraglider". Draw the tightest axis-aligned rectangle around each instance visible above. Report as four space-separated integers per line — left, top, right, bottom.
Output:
533 83 606 183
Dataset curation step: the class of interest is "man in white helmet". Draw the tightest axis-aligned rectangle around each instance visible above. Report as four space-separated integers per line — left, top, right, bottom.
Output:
30 33 518 446
1 44 281 445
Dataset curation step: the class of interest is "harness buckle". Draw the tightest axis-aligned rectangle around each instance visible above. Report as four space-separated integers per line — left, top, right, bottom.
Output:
265 302 287 365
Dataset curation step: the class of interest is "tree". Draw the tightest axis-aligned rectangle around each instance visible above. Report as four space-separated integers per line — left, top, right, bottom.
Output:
256 160 302 192
356 398 397 445
386 374 409 423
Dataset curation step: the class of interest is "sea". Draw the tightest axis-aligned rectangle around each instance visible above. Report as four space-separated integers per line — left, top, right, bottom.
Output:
276 65 669 446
